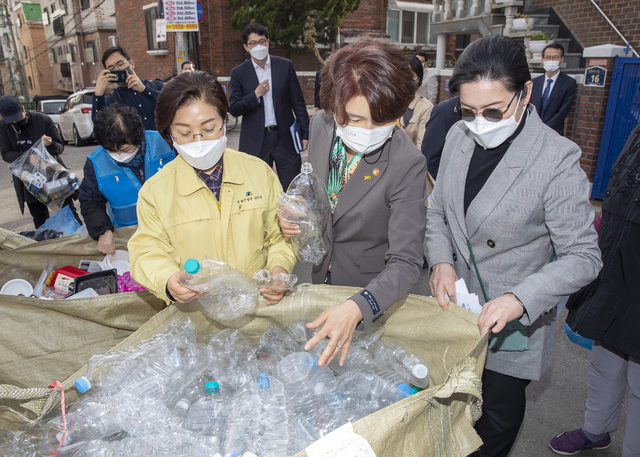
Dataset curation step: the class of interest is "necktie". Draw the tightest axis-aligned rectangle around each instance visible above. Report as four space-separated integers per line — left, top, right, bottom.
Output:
540 78 553 118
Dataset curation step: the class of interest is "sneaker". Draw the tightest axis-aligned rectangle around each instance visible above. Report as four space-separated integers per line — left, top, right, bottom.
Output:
549 429 611 455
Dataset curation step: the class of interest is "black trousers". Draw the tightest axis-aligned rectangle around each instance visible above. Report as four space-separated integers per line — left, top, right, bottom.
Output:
258 129 301 191
27 197 81 229
469 369 531 457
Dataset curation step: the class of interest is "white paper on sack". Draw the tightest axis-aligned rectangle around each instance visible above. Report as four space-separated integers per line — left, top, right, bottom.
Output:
306 422 377 457
444 278 483 315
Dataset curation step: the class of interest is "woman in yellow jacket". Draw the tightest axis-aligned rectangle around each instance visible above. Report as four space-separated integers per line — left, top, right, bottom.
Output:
128 71 296 304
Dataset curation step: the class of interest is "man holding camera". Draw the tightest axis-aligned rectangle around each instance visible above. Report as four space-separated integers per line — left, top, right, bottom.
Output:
92 46 164 131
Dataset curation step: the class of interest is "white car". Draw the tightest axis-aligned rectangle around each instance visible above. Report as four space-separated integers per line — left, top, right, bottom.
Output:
58 88 95 146
36 99 66 134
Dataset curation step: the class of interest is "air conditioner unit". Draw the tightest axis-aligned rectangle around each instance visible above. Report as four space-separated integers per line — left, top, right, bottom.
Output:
108 36 118 47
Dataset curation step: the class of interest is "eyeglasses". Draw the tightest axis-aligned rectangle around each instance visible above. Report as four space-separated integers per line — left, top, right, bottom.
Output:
171 125 224 143
247 39 268 48
106 59 129 71
455 90 521 122
542 55 562 61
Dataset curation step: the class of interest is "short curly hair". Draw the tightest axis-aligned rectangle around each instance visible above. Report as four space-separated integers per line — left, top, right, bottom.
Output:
93 104 145 152
319 37 417 125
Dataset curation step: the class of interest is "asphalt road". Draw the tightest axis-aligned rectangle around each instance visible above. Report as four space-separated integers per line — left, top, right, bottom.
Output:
0 123 627 456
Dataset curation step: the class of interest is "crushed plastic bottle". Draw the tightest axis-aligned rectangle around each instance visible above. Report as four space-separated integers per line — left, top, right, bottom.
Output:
253 269 298 290
277 162 331 266
179 258 214 293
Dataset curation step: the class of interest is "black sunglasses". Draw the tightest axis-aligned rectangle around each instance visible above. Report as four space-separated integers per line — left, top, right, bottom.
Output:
455 90 522 123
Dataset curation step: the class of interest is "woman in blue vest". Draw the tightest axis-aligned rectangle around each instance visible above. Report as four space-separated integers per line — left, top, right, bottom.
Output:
78 104 175 255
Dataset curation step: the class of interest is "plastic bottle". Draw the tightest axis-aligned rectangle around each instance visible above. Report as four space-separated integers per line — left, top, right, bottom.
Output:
374 340 429 389
178 258 214 293
171 375 208 419
286 162 331 229
350 322 385 349
183 381 227 437
277 192 326 265
42 173 80 201
75 318 196 395
252 269 298 290
276 352 319 384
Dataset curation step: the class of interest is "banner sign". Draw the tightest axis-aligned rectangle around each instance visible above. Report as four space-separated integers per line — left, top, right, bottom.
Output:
164 0 198 32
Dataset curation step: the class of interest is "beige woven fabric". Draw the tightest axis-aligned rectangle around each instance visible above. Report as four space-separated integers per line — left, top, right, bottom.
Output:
0 227 165 431
2 281 488 456
0 227 36 250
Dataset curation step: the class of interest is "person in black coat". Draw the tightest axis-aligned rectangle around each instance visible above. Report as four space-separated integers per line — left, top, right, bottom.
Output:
0 96 80 228
420 96 459 180
529 44 577 136
229 23 310 190
550 123 640 455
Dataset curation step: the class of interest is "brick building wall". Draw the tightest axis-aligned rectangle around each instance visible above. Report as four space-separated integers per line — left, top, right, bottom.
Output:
532 0 640 51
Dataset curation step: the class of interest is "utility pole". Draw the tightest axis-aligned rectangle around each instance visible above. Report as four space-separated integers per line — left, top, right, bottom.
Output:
2 0 29 99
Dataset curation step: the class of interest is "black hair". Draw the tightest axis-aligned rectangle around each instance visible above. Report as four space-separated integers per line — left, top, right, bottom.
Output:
415 50 429 61
449 35 531 96
543 43 565 58
181 61 192 69
242 23 269 44
101 45 131 68
408 56 424 87
94 104 145 151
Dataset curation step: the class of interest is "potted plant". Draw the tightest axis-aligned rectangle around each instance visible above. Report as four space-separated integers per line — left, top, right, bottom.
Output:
512 13 535 31
529 31 555 56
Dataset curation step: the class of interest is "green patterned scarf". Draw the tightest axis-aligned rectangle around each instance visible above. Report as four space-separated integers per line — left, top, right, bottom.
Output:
327 137 363 213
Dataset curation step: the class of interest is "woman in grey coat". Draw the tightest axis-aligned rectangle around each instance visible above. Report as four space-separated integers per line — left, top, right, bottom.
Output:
426 35 602 457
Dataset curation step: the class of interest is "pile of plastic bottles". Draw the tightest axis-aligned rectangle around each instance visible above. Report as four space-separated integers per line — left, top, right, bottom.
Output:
2 317 429 457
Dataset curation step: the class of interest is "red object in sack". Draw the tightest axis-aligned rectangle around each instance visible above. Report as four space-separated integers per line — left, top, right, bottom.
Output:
52 266 88 294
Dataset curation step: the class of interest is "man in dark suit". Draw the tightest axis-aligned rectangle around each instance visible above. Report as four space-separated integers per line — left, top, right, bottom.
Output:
421 96 459 180
530 43 577 136
229 23 310 190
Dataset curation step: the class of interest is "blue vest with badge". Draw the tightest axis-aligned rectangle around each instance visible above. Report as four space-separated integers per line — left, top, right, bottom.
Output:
88 131 175 228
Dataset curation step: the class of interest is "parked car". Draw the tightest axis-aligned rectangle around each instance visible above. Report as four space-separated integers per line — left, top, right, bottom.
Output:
58 88 94 146
35 97 67 137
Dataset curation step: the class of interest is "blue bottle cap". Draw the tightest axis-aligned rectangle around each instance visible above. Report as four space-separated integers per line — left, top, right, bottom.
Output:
257 372 271 390
74 376 91 393
184 258 201 274
397 383 412 398
205 381 219 394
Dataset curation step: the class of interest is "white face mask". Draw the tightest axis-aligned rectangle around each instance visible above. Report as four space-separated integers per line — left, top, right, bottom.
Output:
464 93 524 150
543 60 560 73
173 134 227 170
108 147 139 164
335 122 395 155
249 44 269 61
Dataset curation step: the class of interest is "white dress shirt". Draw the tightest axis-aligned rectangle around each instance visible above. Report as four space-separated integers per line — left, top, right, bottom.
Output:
251 55 277 128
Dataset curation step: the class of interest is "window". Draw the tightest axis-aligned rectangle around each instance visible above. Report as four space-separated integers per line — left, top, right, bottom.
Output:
50 48 57 63
85 40 97 62
69 44 76 62
144 6 167 51
53 16 64 36
60 62 71 78
387 8 432 45
43 11 49 25
81 0 90 11
27 77 32 89
51 3 56 13
16 15 21 27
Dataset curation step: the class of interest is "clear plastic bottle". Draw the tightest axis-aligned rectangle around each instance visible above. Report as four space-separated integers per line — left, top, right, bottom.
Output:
276 352 319 384
178 258 214 293
183 381 227 437
350 322 385 349
171 375 208 419
286 162 331 229
277 192 326 265
75 318 196 395
252 269 298 290
374 340 429 389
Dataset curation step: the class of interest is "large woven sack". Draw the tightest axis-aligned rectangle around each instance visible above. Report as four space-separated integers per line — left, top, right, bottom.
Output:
0 227 165 430
43 284 487 456
0 227 36 250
